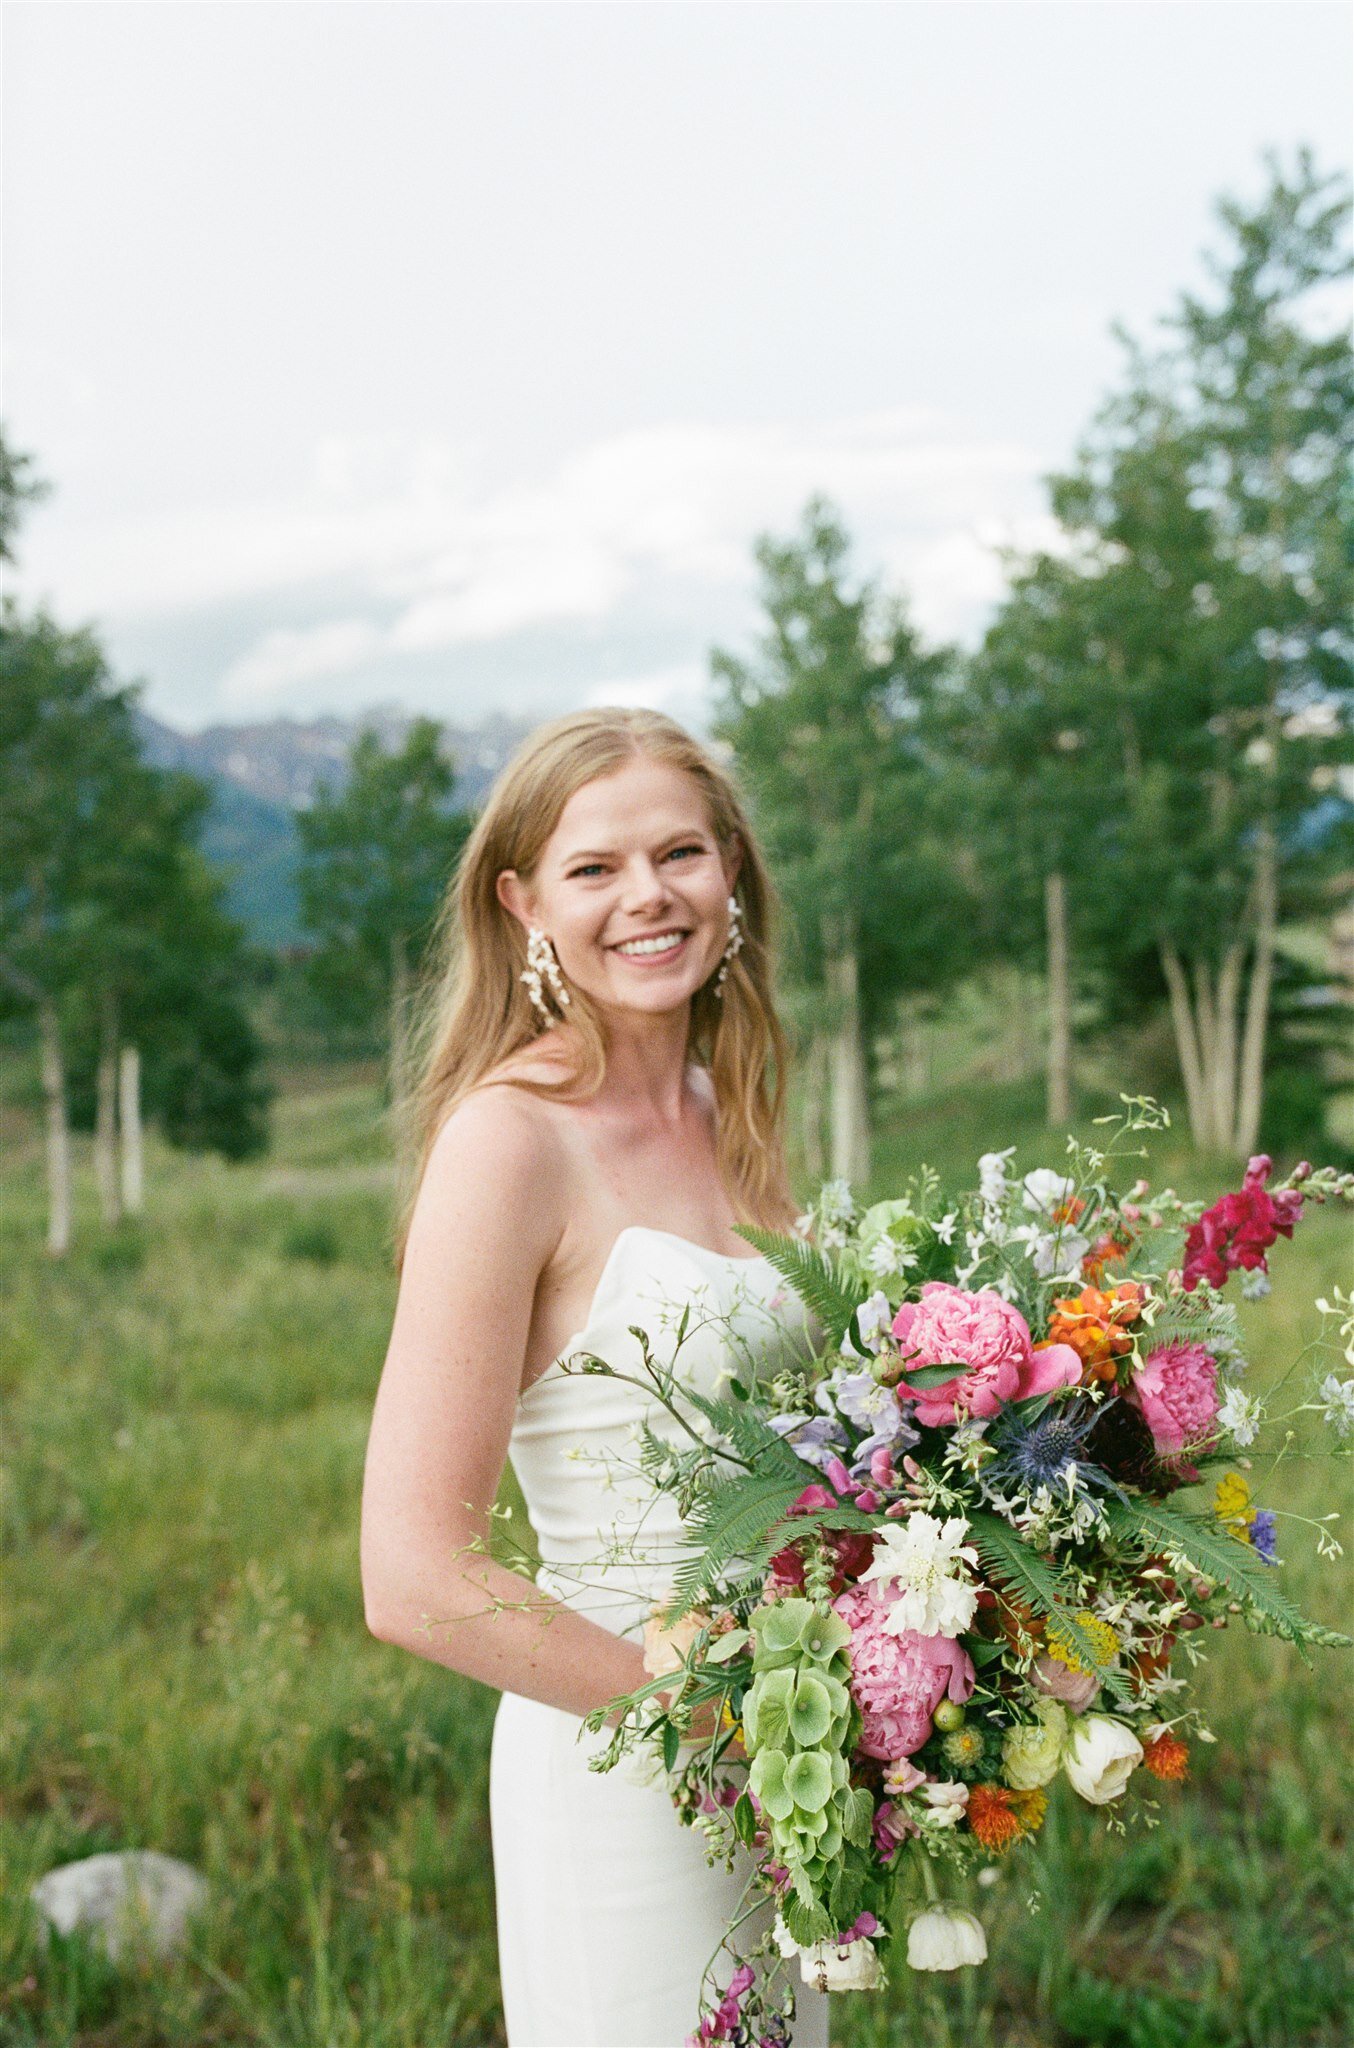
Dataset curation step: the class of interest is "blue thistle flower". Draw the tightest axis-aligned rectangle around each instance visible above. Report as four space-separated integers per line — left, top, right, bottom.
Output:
987 1400 1111 1499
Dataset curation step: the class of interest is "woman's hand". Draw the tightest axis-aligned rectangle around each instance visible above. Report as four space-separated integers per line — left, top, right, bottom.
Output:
644 1605 746 1758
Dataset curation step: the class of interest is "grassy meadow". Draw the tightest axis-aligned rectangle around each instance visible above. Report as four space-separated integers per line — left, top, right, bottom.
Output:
1 1056 1351 2047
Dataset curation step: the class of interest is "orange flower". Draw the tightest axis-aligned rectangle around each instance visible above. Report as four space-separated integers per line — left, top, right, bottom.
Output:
992 1590 1045 1653
1141 1730 1189 1782
1044 1284 1146 1386
967 1783 1024 1853
1082 1231 1134 1285
1127 1639 1175 1686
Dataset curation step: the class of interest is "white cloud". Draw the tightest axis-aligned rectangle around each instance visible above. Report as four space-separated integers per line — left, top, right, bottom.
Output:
220 617 384 708
580 662 709 715
28 408 1051 708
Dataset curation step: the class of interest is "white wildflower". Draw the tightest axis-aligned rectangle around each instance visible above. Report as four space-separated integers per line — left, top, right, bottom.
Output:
934 1211 958 1245
865 1237 902 1278
1216 1384 1263 1447
860 1512 980 1639
1022 1168 1076 1214
1008 1222 1092 1279
1241 1269 1272 1301
1318 1373 1354 1439
818 1178 855 1225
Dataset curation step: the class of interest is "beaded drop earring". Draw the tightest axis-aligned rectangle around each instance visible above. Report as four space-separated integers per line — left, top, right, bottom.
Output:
522 926 571 1028
714 895 744 996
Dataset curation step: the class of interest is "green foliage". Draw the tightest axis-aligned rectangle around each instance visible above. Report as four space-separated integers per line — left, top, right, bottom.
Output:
1102 1499 1352 1655
296 720 471 1042
281 1214 342 1265
734 1224 866 1346
965 1512 1136 1710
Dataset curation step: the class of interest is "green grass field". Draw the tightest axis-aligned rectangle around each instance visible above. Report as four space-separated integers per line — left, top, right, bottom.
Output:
1 1066 1350 2047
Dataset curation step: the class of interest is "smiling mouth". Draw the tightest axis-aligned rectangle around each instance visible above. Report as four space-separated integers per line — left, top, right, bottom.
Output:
610 930 691 960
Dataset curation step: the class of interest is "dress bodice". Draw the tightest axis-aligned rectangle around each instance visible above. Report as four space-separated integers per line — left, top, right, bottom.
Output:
507 1226 810 1643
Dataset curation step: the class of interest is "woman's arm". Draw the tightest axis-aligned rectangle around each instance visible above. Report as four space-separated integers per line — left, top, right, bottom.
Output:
359 1086 648 1720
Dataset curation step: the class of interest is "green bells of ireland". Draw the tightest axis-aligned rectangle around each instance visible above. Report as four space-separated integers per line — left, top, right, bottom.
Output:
743 1598 876 1942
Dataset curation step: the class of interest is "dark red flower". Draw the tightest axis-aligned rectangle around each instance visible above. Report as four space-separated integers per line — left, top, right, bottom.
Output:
1182 1155 1303 1292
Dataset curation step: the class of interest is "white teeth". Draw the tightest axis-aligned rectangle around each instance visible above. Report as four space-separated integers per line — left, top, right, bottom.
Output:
614 932 687 957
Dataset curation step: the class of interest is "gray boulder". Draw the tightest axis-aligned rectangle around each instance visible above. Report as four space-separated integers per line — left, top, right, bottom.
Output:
30 1851 207 1962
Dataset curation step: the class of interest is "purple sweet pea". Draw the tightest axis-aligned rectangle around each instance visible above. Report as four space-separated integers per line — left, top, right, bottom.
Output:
768 1411 849 1473
823 1367 900 1434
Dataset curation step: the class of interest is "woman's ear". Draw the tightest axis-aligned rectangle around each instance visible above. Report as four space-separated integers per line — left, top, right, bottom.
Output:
724 835 744 895
496 869 534 929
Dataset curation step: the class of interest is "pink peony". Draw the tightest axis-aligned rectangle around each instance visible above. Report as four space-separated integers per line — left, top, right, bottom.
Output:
1126 1341 1220 1455
1183 1155 1304 1292
891 1282 1082 1427
832 1581 975 1757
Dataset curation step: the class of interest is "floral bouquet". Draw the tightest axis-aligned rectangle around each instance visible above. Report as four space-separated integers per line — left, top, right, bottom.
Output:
578 1100 1354 2048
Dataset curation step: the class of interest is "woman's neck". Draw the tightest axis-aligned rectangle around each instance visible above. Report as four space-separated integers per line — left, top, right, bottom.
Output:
593 1002 693 1122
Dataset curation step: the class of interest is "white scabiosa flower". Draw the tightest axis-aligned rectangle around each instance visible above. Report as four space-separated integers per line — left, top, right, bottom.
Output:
859 1513 980 1639
1062 1714 1144 1805
906 1904 988 1971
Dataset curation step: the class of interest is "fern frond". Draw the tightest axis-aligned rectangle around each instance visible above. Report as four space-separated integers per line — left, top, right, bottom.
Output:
734 1226 865 1346
675 1384 811 1482
966 1511 1136 1709
661 1475 807 1623
1102 1499 1351 1660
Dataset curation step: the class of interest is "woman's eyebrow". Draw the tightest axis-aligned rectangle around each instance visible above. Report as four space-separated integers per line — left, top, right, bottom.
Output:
561 828 711 864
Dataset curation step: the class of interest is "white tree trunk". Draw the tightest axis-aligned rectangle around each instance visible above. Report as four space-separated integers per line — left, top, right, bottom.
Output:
119 1043 145 1215
1044 869 1072 1128
1234 823 1278 1157
1160 945 1209 1146
823 931 870 1188
1210 942 1245 1154
39 998 72 1258
94 993 123 1226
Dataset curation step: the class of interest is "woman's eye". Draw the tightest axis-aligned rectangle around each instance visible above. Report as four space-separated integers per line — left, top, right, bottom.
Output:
569 846 704 879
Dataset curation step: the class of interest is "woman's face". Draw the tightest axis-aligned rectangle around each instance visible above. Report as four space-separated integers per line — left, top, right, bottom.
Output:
498 757 740 1021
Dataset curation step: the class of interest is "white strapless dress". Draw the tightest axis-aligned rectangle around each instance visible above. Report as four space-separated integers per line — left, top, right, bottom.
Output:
489 1226 832 2048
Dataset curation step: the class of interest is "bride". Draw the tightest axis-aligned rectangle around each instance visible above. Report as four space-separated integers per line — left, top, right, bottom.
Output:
360 708 831 2048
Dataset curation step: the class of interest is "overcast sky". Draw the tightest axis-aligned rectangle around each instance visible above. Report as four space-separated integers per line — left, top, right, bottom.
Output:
4 2 1351 735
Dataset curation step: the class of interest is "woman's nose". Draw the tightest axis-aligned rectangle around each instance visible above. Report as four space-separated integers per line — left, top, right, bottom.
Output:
621 860 673 912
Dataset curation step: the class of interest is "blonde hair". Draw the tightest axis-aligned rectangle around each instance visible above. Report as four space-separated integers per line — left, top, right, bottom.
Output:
395 707 795 1265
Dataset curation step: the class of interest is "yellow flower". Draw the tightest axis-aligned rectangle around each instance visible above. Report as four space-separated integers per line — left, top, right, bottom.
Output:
1214 1472 1256 1531
1045 1611 1120 1675
1008 1786 1049 1834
